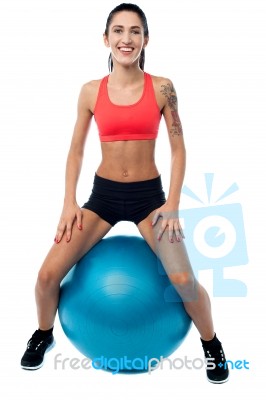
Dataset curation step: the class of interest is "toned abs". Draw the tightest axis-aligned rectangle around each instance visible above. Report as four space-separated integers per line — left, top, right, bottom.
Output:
96 140 159 182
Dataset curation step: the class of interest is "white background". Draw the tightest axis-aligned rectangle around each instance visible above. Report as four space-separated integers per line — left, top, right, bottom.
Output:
0 0 265 398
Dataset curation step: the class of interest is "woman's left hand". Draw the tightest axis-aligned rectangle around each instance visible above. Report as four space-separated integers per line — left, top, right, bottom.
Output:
151 203 185 242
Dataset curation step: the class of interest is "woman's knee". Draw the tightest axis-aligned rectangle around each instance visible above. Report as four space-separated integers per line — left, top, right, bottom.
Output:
168 271 198 301
36 266 60 292
169 271 195 291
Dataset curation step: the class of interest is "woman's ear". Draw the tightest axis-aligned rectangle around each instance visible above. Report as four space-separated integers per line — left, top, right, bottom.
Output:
143 36 149 49
103 34 110 48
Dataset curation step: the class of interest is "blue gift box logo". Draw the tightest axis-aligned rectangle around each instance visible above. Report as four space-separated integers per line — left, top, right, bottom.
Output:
163 173 248 299
180 204 247 268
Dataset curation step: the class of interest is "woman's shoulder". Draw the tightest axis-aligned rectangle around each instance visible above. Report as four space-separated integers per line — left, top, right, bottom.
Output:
81 77 105 95
148 74 176 99
148 73 174 88
148 74 176 108
78 77 106 112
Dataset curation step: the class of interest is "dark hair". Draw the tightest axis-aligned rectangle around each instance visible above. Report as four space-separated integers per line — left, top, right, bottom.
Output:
104 3 149 72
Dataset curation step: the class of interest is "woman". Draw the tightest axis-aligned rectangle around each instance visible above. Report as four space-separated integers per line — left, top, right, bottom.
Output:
21 3 229 384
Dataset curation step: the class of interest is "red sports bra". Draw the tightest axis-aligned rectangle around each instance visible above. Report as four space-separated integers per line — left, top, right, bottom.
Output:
93 72 162 142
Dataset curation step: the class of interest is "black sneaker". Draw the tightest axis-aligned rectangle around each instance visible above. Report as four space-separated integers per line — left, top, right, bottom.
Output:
201 334 229 384
21 330 55 370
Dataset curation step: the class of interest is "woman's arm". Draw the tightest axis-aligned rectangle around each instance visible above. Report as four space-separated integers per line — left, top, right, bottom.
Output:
55 83 94 243
152 77 186 242
64 84 93 203
160 78 186 208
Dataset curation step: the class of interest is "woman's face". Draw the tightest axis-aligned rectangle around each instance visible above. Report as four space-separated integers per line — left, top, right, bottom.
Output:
104 11 148 69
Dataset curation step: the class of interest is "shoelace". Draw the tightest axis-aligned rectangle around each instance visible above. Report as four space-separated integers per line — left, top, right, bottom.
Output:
205 348 225 368
27 334 49 352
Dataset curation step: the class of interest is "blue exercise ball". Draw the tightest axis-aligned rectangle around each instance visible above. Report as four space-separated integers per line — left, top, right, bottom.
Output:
59 235 191 373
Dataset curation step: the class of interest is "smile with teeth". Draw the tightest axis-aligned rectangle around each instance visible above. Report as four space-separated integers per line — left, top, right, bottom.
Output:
119 47 134 53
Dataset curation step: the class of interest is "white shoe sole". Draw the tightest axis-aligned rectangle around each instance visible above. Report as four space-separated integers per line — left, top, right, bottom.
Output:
21 340 56 370
207 372 229 384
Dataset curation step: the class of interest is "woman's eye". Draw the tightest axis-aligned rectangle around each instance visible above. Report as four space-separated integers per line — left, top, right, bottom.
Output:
113 29 140 34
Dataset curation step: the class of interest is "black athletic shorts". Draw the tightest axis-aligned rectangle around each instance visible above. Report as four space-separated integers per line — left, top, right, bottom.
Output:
82 173 166 226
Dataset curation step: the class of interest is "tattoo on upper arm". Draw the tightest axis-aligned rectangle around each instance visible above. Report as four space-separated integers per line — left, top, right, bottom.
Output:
160 83 183 137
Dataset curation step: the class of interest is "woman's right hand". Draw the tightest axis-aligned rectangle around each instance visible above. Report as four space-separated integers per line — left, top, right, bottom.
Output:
54 201 83 244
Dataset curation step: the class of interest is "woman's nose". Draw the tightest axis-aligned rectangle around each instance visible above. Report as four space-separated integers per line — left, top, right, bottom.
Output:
122 32 132 44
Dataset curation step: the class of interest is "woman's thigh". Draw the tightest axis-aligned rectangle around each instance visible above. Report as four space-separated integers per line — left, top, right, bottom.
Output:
38 209 112 283
137 210 195 283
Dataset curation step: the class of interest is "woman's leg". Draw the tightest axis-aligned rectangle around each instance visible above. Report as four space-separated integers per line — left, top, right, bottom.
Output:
36 209 112 330
138 211 229 383
137 211 214 340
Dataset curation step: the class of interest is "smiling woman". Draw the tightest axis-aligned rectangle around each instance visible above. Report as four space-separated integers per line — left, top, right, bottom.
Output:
104 12 148 71
20 2 229 384
104 3 149 72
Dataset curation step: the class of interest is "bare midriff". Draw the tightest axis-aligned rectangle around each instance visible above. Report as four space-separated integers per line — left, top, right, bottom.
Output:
96 139 159 182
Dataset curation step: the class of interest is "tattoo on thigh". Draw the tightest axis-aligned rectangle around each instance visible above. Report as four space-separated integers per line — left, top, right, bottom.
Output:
160 83 183 137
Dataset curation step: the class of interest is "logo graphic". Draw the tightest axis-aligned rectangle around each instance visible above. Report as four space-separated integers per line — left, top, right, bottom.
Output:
54 353 250 374
162 173 248 297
